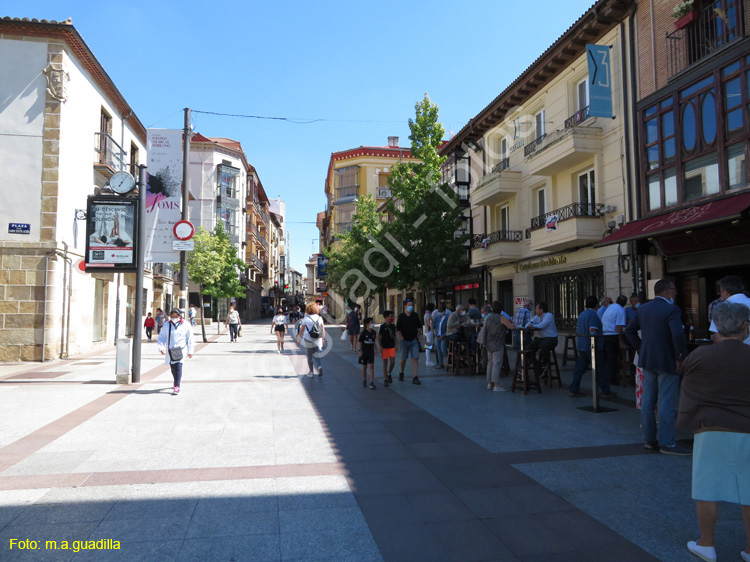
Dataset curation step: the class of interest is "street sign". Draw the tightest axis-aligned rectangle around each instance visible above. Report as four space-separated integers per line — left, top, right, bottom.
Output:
173 240 194 251
173 220 195 241
8 223 30 234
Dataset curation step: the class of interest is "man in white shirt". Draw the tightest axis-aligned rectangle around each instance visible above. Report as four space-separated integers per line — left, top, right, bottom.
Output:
709 275 750 345
602 295 627 384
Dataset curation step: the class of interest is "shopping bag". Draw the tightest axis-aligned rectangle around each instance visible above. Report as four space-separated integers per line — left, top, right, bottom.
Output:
340 330 348 341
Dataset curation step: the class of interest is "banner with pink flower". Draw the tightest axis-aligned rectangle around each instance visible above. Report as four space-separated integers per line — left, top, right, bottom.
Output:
145 129 183 263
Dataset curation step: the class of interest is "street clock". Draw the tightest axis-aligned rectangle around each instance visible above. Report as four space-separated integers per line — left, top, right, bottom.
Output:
109 171 136 195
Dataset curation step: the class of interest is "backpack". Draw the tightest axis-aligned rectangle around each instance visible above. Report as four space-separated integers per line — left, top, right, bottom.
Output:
307 316 322 339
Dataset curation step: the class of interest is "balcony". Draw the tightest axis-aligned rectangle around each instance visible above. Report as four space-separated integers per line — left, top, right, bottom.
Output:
666 0 744 79
470 230 523 266
472 169 522 207
335 185 359 205
525 125 602 176
335 221 352 235
152 263 175 280
94 132 126 177
529 202 605 252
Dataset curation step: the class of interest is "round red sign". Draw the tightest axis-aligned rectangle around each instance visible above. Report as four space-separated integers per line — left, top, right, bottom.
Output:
173 220 195 241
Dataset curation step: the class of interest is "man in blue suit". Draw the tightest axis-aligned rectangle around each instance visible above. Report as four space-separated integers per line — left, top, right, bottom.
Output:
625 279 690 455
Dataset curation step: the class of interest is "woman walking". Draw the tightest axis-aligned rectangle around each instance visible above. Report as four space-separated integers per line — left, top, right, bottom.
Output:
271 307 287 353
298 302 325 377
346 305 361 352
678 302 750 562
226 305 241 343
423 303 435 367
157 308 195 395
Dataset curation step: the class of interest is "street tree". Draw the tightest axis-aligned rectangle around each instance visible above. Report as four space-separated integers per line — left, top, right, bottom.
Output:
385 94 468 298
185 222 246 342
324 194 388 318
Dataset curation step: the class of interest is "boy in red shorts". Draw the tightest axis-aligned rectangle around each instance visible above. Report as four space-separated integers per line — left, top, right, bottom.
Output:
378 310 397 387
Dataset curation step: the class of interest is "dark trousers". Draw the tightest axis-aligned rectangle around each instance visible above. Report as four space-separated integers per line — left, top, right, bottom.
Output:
170 362 183 387
145 327 153 341
602 335 620 384
528 337 558 373
229 324 239 341
568 349 611 394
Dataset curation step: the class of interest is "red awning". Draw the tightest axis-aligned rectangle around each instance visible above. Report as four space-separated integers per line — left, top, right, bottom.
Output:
594 191 750 247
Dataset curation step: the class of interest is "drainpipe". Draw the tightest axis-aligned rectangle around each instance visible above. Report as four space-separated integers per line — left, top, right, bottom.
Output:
627 7 645 293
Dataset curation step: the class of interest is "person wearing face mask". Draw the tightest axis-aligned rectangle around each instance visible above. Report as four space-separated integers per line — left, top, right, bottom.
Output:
625 279 689 456
359 317 378 389
396 299 423 385
625 293 640 325
379 310 398 386
446 304 473 346
346 305 362 352
157 308 195 395
431 300 452 369
423 303 436 367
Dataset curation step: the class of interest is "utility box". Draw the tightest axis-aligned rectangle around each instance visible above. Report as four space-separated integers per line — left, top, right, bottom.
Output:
116 338 132 384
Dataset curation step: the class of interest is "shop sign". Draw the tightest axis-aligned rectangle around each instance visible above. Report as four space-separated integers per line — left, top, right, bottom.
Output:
586 44 613 119
515 256 567 272
454 282 480 291
515 296 527 306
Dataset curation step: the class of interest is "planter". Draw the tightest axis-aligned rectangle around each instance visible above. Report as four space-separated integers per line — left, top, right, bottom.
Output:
674 10 699 30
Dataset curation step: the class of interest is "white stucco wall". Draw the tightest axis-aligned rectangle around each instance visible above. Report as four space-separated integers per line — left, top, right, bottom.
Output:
0 38 47 242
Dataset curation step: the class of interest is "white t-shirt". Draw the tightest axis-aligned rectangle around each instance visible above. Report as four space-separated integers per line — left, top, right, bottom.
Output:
709 293 750 345
273 314 286 326
301 314 324 348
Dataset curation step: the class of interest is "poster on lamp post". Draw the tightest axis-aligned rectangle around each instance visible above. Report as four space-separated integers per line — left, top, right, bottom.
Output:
84 196 137 271
145 129 183 263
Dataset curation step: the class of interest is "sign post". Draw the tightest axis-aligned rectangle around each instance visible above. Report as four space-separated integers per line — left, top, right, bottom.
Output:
132 165 147 383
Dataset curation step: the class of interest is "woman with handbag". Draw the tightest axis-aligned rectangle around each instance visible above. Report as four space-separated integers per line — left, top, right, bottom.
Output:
226 305 241 343
157 308 195 395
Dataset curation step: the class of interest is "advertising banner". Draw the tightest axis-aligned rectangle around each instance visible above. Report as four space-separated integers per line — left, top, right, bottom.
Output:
586 44 613 119
145 129 183 263
85 196 137 271
317 255 328 278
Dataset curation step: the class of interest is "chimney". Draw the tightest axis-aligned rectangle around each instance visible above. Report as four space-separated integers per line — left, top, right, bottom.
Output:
387 136 399 148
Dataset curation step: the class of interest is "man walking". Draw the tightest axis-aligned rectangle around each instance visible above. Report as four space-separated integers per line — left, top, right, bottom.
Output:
625 279 690 455
568 296 616 398
155 308 167 334
601 295 627 385
396 298 422 385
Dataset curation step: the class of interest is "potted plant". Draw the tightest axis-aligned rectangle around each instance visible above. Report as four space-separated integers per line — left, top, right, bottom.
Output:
673 0 698 29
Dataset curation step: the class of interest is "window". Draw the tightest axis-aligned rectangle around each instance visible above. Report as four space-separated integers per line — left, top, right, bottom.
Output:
218 165 240 199
684 153 720 201
536 187 547 217
129 143 139 177
378 172 389 187
501 137 508 159
727 143 747 189
578 169 596 214
334 166 358 188
218 203 237 236
577 78 589 111
535 110 546 140
492 204 510 232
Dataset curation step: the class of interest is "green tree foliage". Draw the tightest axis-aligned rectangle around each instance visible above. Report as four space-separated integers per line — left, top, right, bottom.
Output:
324 194 388 317
386 94 468 293
185 222 246 342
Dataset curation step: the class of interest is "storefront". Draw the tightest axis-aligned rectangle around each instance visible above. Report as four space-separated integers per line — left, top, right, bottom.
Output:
433 270 483 310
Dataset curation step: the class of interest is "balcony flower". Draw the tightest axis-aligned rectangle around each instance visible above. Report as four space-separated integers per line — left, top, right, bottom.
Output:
671 0 695 18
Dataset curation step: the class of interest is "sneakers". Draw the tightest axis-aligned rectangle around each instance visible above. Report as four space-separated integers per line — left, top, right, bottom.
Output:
741 550 750 562
493 385 507 392
568 391 586 397
426 361 436 367
277 350 280 354
434 364 443 370
686 540 716 562
362 380 367 388
660 444 692 456
487 383 493 390
387 374 393 384
369 381 376 390
383 379 389 387
398 373 404 382
172 386 180 395
600 392 618 398
317 368 323 377
307 371 314 378
644 440 659 450
412 376 421 385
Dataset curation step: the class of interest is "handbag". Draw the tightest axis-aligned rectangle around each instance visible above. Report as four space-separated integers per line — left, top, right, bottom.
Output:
237 326 243 338
340 330 348 341
477 326 486 346
167 323 184 362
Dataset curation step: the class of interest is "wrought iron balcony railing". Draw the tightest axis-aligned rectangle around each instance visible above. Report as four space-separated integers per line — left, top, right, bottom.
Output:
529 202 604 231
94 132 126 171
524 134 547 157
472 229 524 249
153 263 175 279
666 0 744 78
564 105 591 129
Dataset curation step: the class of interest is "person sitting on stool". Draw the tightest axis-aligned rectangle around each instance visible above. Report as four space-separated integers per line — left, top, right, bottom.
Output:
525 302 559 377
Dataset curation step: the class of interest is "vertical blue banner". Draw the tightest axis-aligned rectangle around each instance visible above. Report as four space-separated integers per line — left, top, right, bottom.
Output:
586 45 613 118
317 255 328 278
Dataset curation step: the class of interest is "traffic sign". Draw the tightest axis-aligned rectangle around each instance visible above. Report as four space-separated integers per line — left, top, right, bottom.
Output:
173 240 195 251
173 220 195 241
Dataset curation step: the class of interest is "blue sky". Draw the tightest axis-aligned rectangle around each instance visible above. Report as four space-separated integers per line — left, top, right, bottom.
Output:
6 0 595 273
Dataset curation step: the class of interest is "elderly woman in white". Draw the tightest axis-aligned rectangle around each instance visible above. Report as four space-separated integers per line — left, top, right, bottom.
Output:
157 308 195 395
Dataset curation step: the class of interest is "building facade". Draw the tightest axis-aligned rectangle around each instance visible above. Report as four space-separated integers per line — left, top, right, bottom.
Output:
0 18 151 361
597 0 750 337
440 0 636 329
245 167 271 321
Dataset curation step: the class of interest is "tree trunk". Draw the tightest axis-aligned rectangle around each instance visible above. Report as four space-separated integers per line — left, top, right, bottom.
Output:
199 286 208 343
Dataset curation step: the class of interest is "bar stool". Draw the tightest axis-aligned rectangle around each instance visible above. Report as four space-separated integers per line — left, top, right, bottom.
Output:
562 334 578 366
446 340 456 372
511 350 542 394
453 342 473 376
540 348 562 388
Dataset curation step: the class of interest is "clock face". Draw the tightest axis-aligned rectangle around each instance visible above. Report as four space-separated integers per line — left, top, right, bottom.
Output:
109 171 135 194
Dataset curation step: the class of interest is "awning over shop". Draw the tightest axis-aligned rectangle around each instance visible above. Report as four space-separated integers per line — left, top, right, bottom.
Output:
594 191 750 247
